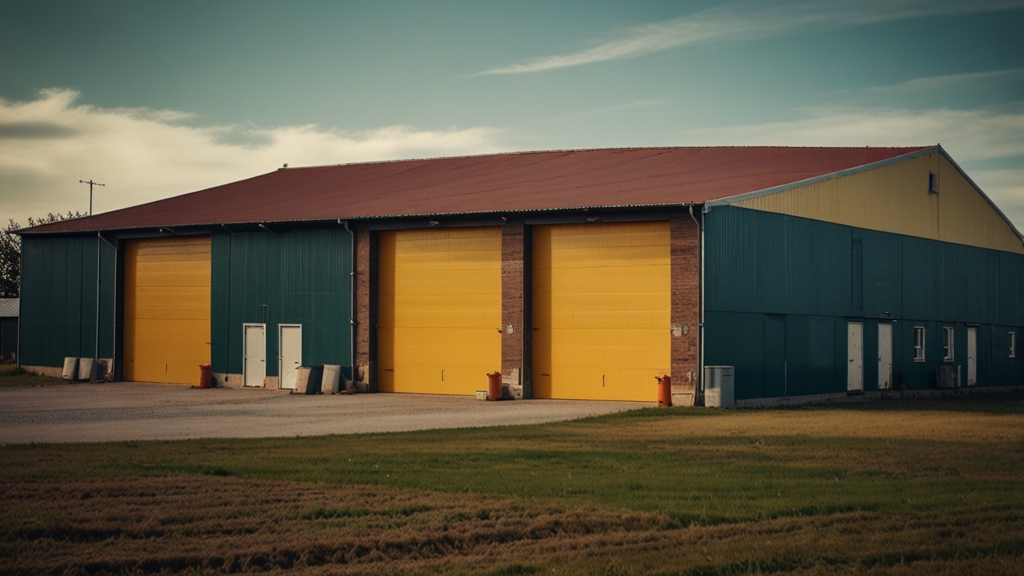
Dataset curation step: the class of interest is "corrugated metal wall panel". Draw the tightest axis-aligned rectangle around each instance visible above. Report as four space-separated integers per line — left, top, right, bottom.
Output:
214 228 352 382
210 234 232 375
811 221 851 317
936 155 1023 254
862 230 903 319
19 236 116 368
704 311 764 400
705 206 1024 399
785 314 810 396
902 237 942 321
705 205 759 314
730 152 1023 254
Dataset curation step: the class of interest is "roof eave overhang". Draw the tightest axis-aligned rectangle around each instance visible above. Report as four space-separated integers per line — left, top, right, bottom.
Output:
15 202 705 236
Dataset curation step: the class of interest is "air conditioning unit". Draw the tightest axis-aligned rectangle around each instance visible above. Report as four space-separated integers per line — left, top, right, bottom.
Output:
704 366 735 408
936 365 956 389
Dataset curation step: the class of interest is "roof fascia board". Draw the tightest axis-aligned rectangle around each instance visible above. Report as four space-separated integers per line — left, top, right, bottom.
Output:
523 211 672 226
705 146 939 209
936 145 1024 242
368 217 507 231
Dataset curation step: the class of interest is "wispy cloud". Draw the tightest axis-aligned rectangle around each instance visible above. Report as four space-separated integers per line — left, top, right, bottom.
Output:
857 67 1024 96
477 0 1024 75
677 105 1024 160
0 89 505 224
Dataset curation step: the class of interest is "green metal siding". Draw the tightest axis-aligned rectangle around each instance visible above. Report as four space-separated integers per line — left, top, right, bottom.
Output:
19 235 116 367
705 206 1024 399
211 228 353 380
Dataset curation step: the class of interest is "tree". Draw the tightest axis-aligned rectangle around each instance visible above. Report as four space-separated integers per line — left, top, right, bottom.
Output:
0 212 85 298
0 221 19 297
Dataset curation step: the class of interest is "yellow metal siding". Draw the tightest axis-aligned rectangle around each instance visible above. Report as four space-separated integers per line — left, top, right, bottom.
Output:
732 153 1023 254
532 222 670 401
935 155 1022 253
124 237 212 384
378 227 501 395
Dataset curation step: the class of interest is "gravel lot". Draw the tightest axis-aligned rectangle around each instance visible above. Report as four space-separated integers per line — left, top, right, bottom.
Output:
0 382 649 444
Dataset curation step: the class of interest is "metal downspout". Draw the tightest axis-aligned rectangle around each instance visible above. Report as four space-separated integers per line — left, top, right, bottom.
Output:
341 220 355 385
689 205 705 406
95 235 100 363
16 243 21 368
97 233 117 378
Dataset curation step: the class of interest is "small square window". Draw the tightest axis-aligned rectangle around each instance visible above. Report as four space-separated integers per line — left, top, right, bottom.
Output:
1011 332 1017 359
913 326 926 362
943 327 955 362
929 172 939 194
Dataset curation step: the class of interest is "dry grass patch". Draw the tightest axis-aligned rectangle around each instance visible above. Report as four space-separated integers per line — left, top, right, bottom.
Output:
2 477 1022 575
0 364 62 387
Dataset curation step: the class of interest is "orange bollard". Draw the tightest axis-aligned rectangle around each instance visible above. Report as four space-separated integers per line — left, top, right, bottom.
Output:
198 364 212 389
656 375 671 406
487 371 502 401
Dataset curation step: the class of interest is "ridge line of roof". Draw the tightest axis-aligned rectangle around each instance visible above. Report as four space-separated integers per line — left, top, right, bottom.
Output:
277 145 934 171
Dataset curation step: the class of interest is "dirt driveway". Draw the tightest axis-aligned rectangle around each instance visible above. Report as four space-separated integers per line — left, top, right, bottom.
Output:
0 382 649 444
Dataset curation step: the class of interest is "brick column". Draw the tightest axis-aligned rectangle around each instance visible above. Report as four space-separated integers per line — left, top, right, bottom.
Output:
354 223 372 390
671 214 701 406
501 222 526 399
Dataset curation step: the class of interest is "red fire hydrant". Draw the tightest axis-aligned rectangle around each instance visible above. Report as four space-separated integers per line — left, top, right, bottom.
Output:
487 371 502 401
656 375 671 407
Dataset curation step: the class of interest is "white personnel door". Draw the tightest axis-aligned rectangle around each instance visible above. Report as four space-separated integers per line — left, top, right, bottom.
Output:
279 325 302 390
878 323 893 390
244 324 266 387
847 322 863 392
967 327 977 386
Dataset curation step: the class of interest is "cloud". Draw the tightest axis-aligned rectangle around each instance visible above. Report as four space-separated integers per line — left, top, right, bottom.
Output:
477 0 1024 75
858 68 1024 96
0 89 505 225
677 105 1024 161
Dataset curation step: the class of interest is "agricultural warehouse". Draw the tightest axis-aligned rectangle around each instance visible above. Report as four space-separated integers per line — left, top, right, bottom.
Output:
16 146 1024 405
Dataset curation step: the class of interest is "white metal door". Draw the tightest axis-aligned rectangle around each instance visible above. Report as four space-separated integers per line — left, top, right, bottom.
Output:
244 324 266 387
878 323 893 390
279 325 302 390
847 322 863 392
967 327 977 386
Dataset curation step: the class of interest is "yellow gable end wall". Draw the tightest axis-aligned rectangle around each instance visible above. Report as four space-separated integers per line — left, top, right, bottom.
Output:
731 152 1024 255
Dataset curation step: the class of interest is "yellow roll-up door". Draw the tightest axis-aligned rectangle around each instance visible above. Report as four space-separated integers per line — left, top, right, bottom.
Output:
533 222 670 401
378 227 501 395
124 236 211 384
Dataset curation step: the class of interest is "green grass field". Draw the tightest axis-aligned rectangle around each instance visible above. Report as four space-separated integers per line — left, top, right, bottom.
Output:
2 391 1023 574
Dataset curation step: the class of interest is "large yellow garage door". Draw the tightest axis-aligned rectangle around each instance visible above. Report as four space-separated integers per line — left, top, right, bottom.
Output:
533 222 670 401
124 236 211 384
378 227 501 395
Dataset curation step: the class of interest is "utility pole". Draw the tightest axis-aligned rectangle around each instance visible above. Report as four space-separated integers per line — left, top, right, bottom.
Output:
79 179 105 215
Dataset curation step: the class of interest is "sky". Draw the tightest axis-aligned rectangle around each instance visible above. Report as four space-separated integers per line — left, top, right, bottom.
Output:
1 0 1023 228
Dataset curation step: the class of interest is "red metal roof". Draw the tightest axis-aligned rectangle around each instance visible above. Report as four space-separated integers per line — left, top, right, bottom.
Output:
24 146 931 233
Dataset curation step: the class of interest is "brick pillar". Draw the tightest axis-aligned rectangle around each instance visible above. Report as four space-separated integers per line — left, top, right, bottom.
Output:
354 223 373 390
501 222 526 399
671 214 701 406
